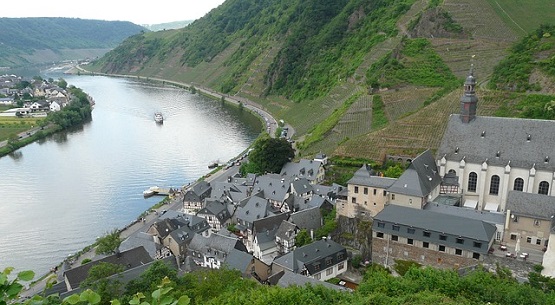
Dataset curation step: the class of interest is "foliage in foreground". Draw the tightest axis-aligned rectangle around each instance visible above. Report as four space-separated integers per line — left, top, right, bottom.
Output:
239 134 294 175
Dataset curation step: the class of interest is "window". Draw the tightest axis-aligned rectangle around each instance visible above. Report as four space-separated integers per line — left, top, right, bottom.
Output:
439 245 446 252
455 249 462 256
338 253 344 260
510 234 517 240
537 239 542 245
534 219 541 226
326 259 333 266
392 235 399 241
383 190 387 196
527 237 532 243
392 194 396 200
489 175 500 195
326 268 333 276
468 172 477 192
539 181 550 195
338 262 345 270
439 235 447 241
314 263 321 271
373 189 377 195
473 241 482 248
354 186 359 193
456 238 464 245
378 222 385 228
407 238 414 245
351 197 356 203
407 228 415 234
513 178 524 191
392 225 400 231
364 187 368 195
376 232 384 238
512 215 519 222
473 253 480 259
423 231 431 238
423 242 429 248
314 273 321 280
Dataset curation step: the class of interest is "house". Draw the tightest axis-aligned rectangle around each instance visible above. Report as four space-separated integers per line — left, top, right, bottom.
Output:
268 269 344 291
63 246 153 291
272 238 347 281
0 97 14 105
182 181 211 213
280 159 325 184
372 205 496 269
275 220 299 255
290 177 313 198
341 164 396 218
288 206 323 233
29 100 49 111
437 67 555 213
49 100 62 112
251 213 289 264
235 196 275 250
252 174 291 209
196 199 232 231
505 191 555 250
224 248 271 282
187 233 248 269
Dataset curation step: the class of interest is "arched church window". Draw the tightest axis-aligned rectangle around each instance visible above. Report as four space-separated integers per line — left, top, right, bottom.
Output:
539 181 550 195
513 178 524 192
489 175 500 195
468 172 477 192
448 169 456 175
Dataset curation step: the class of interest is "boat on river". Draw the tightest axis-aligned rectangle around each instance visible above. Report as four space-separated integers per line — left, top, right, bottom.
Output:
154 112 163 124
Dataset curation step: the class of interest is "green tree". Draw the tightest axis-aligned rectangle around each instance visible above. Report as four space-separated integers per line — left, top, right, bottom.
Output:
57 78 68 89
295 229 312 247
95 229 122 255
242 135 294 175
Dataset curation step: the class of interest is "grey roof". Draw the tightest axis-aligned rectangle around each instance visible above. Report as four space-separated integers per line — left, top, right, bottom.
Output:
184 181 211 201
252 174 291 202
273 239 346 275
348 164 396 188
63 246 153 290
312 183 345 200
280 159 323 182
224 248 254 273
424 202 505 226
387 150 441 197
285 195 311 211
507 191 555 220
120 232 159 258
253 213 290 233
235 196 273 224
306 196 333 210
374 205 496 242
275 220 298 240
197 200 231 224
438 114 555 171
268 270 344 291
288 206 322 231
188 233 247 259
209 181 249 202
291 178 314 194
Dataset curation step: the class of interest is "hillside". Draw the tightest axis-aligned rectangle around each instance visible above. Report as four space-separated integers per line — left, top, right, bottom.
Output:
88 0 555 162
0 18 145 67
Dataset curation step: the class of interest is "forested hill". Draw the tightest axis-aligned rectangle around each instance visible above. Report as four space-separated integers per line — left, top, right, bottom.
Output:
90 0 555 161
0 18 145 67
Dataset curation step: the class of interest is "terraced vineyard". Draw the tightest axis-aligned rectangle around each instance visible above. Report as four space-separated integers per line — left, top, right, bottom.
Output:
431 38 512 79
306 88 373 155
381 86 439 121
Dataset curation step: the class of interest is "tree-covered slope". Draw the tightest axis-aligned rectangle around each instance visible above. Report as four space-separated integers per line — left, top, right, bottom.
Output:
0 18 145 67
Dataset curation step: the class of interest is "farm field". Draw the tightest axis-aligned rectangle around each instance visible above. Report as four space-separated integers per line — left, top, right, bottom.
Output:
0 116 42 141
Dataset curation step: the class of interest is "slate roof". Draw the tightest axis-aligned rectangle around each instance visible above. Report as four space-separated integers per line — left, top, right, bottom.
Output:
280 159 323 182
438 114 555 171
312 183 345 200
285 195 311 211
373 205 496 243
184 181 211 201
197 200 232 224
291 178 313 195
276 220 298 240
224 248 254 274
288 206 322 231
506 191 555 220
273 239 347 275
387 149 441 197
63 246 153 290
235 196 274 225
424 202 504 226
347 164 396 188
120 232 160 258
252 174 291 202
209 181 249 202
188 233 247 260
253 213 290 233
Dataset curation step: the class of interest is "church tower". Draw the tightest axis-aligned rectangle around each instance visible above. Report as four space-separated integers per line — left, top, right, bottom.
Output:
460 63 478 123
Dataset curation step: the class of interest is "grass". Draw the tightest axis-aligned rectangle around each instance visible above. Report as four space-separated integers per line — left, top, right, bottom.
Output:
483 0 555 35
0 116 44 141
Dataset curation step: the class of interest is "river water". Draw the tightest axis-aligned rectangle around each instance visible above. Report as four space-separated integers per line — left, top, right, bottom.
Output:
0 74 261 276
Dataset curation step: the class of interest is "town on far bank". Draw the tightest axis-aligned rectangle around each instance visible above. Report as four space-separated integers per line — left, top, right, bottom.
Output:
7 67 555 301
0 74 93 155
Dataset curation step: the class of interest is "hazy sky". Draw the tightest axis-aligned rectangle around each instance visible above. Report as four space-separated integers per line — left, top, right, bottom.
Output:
2 0 226 25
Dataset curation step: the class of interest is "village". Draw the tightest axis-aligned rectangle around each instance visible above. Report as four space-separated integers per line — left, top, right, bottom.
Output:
11 68 555 297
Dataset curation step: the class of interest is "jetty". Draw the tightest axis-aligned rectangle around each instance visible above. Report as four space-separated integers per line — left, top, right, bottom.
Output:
143 186 177 197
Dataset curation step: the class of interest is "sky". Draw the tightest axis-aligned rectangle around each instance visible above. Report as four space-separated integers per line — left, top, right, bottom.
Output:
2 0 227 25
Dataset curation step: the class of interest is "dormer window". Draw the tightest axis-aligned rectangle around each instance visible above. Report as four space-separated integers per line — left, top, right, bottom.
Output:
481 130 486 137
496 151 500 158
527 134 531 142
545 156 550 163
455 147 459 154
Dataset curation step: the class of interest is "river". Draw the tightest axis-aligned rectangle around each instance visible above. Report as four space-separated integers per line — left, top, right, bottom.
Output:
0 74 261 276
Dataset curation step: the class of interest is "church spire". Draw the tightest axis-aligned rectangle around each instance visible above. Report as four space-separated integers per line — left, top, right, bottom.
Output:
460 56 478 123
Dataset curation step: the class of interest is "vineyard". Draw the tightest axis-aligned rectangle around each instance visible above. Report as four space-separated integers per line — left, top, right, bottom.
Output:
380 86 439 121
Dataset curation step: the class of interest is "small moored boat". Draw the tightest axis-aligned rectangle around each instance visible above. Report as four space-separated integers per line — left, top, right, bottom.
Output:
154 112 163 124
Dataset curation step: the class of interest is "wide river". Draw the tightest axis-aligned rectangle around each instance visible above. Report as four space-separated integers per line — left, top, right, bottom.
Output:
0 74 261 276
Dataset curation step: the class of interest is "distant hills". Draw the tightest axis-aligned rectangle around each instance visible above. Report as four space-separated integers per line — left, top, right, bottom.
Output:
0 18 146 67
143 20 193 32
86 0 555 161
